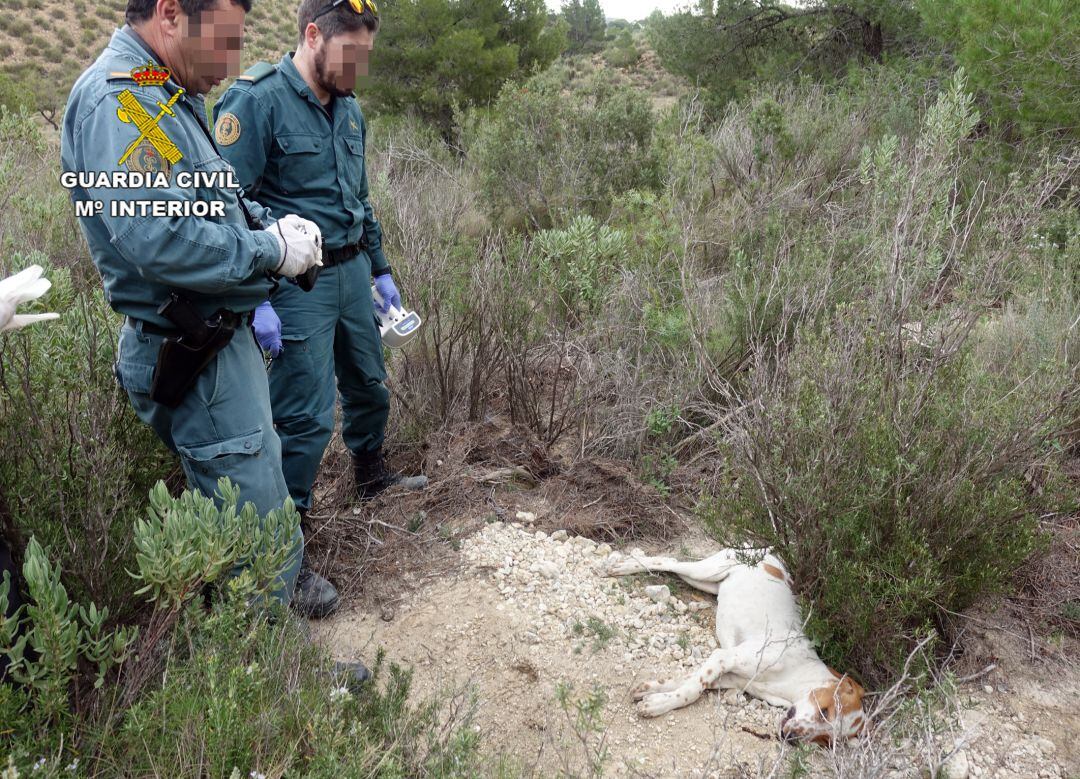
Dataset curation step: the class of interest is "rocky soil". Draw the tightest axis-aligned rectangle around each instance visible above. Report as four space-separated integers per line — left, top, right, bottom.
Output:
313 516 1079 778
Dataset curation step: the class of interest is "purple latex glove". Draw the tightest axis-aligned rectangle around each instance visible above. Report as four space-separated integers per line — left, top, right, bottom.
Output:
373 273 401 315
253 301 282 357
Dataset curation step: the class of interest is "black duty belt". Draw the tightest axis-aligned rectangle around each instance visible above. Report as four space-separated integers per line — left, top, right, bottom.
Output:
127 309 248 336
322 240 366 267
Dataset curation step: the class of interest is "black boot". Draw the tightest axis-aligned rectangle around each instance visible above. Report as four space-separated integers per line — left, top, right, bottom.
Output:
353 448 428 502
292 565 340 619
290 508 340 620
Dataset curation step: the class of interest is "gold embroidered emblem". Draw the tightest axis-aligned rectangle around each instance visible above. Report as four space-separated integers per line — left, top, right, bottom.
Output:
116 88 185 167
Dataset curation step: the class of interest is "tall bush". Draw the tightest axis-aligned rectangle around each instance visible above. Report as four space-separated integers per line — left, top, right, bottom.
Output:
701 73 1080 683
467 69 660 229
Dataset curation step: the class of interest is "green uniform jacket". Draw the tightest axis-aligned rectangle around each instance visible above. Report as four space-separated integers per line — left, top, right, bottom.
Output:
212 55 390 275
60 27 281 327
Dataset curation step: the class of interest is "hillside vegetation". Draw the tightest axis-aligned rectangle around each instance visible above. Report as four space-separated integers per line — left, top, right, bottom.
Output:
0 0 1077 775
0 0 300 123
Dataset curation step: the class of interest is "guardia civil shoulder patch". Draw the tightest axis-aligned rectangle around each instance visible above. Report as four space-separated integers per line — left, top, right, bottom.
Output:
215 112 241 146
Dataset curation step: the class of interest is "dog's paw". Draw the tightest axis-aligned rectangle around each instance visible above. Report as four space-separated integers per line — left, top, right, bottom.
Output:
604 555 647 577
631 679 671 701
636 692 677 718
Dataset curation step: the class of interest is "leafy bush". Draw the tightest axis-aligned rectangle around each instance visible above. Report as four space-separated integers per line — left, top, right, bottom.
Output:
367 0 565 136
102 598 480 778
1 479 481 776
0 538 136 724
532 214 630 321
0 256 173 615
603 30 640 69
467 68 660 229
699 73 1080 683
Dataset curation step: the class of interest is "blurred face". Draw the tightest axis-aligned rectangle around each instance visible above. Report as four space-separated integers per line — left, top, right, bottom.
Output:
311 25 374 98
779 677 867 745
176 0 247 94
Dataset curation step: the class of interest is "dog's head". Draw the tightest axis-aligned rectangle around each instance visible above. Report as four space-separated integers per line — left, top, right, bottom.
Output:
779 674 866 745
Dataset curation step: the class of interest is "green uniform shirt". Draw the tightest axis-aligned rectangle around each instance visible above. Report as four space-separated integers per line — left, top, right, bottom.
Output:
213 54 390 275
60 27 281 326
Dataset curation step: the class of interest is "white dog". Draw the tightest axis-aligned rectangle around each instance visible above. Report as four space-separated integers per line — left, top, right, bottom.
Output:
605 547 866 744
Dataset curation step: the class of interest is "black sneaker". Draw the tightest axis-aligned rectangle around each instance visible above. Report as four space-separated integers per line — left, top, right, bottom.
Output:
291 565 340 619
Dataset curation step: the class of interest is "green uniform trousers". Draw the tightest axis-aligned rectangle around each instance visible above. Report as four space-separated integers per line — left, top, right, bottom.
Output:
116 320 303 604
268 252 389 513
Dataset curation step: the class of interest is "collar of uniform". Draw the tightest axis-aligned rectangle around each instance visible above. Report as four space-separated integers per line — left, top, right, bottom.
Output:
278 52 355 109
107 26 157 67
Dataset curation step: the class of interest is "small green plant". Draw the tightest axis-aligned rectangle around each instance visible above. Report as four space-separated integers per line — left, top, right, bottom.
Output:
132 478 301 609
555 682 609 778
645 404 680 438
749 96 795 163
571 616 618 654
0 538 137 723
641 452 678 497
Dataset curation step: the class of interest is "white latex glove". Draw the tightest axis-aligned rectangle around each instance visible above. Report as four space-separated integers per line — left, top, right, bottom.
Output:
270 215 324 278
0 265 59 333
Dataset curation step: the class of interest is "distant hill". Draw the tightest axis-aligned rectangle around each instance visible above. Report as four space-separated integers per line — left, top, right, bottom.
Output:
0 0 301 115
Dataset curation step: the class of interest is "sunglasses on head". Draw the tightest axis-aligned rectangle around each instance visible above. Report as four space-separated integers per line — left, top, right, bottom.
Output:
311 0 379 23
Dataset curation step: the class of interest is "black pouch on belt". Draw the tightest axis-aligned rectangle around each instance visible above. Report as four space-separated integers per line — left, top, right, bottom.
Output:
148 293 240 408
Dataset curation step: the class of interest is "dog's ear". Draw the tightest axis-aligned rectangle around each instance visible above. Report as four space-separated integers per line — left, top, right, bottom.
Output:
837 677 865 710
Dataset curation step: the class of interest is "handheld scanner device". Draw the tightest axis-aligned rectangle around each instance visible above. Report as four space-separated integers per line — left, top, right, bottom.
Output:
370 285 423 348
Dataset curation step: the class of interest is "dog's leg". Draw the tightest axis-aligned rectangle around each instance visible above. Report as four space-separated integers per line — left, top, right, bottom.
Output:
635 642 790 717
630 676 681 700
605 550 736 592
635 648 731 717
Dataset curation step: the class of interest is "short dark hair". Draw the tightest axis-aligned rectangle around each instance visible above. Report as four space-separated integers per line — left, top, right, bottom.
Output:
297 0 378 43
126 0 253 26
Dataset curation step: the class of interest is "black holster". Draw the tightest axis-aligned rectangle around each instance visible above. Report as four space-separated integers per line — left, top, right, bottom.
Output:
148 294 241 409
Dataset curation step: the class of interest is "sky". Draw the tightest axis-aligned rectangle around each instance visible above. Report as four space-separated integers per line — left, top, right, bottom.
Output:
545 0 693 23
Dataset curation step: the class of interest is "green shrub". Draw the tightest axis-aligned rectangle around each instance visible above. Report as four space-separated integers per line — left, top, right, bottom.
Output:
699 73 1080 684
532 213 630 321
603 30 640 69
703 313 1075 682
467 68 660 229
1 481 481 776
0 538 136 725
0 255 173 615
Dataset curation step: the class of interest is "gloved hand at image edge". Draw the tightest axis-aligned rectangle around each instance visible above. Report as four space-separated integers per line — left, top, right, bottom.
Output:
253 300 283 357
373 273 400 315
270 215 324 278
0 265 60 333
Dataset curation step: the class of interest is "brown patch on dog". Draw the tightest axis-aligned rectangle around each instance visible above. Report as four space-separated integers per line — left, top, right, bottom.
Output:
811 677 866 718
762 563 785 580
828 667 842 679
